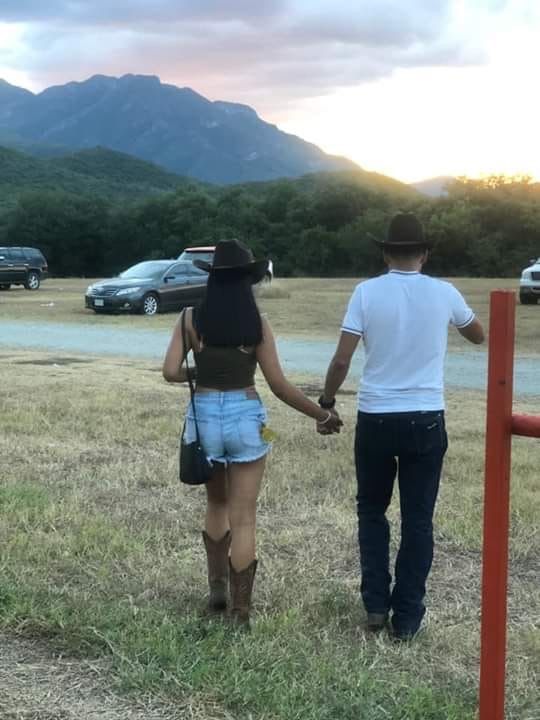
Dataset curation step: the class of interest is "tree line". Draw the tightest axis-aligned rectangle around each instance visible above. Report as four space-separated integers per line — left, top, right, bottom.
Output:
0 173 538 278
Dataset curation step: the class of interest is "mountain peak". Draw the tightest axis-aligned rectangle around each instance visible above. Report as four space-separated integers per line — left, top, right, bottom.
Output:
213 100 259 120
118 73 161 86
0 79 34 95
0 74 357 184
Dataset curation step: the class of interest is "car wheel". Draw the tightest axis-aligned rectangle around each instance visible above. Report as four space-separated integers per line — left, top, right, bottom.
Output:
142 293 160 316
0 284 10 290
25 272 41 290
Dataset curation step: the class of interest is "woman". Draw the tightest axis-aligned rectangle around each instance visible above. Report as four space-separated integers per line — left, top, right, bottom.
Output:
163 239 341 626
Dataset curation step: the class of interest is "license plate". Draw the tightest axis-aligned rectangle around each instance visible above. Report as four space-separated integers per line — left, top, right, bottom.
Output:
94 299 104 307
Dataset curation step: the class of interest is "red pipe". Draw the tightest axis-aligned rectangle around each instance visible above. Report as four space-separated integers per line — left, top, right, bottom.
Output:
512 414 540 438
479 291 516 720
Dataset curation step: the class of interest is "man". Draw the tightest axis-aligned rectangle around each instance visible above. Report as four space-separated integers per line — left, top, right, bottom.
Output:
318 212 484 640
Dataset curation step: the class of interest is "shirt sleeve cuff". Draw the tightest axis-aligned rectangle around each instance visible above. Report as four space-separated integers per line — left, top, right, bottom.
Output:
341 326 364 336
455 311 475 329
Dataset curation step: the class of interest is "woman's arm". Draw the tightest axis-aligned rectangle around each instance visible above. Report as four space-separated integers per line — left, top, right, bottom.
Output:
165 365 193 383
162 308 193 383
256 317 342 430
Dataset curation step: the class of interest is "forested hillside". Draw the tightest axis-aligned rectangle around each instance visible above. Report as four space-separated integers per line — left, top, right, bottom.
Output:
0 151 538 278
0 146 189 212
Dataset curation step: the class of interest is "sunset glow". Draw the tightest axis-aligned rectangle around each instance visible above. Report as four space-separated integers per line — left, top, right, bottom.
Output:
1 3 539 183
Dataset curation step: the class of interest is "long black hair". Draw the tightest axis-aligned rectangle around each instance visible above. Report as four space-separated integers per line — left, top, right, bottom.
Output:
194 269 263 347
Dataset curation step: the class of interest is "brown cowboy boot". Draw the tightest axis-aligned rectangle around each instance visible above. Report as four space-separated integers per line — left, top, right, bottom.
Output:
202 530 231 613
229 558 258 628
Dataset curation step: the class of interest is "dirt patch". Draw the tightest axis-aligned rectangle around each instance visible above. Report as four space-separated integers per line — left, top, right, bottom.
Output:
0 633 227 720
14 357 93 367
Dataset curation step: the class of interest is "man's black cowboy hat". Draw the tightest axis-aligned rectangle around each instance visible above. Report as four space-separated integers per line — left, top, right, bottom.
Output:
369 212 434 250
194 239 269 284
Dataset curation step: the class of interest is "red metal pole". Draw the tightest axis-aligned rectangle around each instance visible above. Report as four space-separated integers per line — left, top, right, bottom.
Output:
479 290 516 720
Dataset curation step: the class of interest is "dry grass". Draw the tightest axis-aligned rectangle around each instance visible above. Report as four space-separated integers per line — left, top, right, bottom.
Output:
0 633 233 720
1 276 538 354
254 280 291 300
1 352 539 719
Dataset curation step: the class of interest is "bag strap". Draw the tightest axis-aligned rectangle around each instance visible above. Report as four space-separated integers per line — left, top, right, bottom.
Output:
181 309 202 444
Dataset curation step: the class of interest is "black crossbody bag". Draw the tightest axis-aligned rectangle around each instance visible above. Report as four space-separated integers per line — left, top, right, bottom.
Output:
179 310 214 485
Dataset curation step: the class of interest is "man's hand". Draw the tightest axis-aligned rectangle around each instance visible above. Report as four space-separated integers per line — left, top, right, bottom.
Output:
316 409 343 435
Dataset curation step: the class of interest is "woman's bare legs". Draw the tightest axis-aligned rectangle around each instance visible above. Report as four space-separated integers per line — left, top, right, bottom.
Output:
227 457 265 570
205 463 229 540
202 464 230 612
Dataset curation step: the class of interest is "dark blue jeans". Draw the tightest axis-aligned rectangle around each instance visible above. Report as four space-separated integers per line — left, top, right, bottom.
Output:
355 410 448 634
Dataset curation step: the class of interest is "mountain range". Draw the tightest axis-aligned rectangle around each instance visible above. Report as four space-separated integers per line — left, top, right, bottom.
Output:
0 142 420 216
0 74 357 184
410 176 454 197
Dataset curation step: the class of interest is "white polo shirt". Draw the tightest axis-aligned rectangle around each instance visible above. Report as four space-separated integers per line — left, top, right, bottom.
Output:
341 271 475 413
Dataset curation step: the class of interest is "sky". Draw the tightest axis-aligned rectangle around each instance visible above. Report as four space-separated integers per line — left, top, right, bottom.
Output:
0 0 539 183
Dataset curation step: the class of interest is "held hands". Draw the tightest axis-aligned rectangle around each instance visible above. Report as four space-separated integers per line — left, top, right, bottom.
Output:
316 409 343 435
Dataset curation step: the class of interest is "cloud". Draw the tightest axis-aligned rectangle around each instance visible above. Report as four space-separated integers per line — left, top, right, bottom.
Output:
0 0 517 113
0 0 286 25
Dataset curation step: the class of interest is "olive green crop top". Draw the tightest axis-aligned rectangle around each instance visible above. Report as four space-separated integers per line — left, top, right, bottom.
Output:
194 345 257 390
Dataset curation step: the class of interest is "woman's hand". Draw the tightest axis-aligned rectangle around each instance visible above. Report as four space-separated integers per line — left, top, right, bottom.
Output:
316 410 343 435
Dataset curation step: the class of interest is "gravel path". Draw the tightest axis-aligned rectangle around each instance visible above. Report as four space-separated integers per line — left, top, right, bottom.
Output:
1 319 539 395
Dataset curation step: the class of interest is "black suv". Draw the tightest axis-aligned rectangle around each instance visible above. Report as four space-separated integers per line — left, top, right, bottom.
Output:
0 246 48 290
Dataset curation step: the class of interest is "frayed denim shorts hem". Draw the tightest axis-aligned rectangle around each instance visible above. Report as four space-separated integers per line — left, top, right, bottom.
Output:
211 447 270 466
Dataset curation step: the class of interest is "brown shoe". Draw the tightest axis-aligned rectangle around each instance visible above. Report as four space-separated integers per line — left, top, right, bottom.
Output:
202 530 231 613
229 559 258 628
366 613 388 632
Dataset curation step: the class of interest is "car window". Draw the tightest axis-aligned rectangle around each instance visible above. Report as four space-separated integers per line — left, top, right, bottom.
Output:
189 265 208 277
9 248 25 261
179 250 215 263
120 261 172 280
0 248 12 260
166 263 191 277
23 248 44 261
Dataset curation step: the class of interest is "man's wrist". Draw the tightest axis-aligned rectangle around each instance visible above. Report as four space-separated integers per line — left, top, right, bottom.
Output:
318 394 335 410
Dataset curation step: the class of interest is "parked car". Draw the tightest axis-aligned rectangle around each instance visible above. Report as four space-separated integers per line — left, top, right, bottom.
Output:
0 246 48 290
178 245 273 281
519 257 540 305
85 260 208 315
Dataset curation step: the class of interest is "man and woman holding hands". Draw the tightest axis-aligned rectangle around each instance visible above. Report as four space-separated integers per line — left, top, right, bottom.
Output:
163 212 484 637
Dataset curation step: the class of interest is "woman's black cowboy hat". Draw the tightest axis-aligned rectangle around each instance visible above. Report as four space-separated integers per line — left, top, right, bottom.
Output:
369 212 434 250
194 239 269 284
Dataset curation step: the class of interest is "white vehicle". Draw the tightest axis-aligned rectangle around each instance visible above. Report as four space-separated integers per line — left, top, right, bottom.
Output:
178 246 274 282
520 257 540 305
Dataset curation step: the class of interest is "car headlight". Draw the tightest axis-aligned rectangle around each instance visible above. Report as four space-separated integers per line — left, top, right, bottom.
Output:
86 284 94 293
116 286 142 296
521 272 531 280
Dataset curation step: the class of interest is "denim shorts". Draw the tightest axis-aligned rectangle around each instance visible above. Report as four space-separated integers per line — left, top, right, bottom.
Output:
184 390 271 465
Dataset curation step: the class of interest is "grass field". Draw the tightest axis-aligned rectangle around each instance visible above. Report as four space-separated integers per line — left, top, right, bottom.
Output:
0 276 538 354
1 351 539 719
